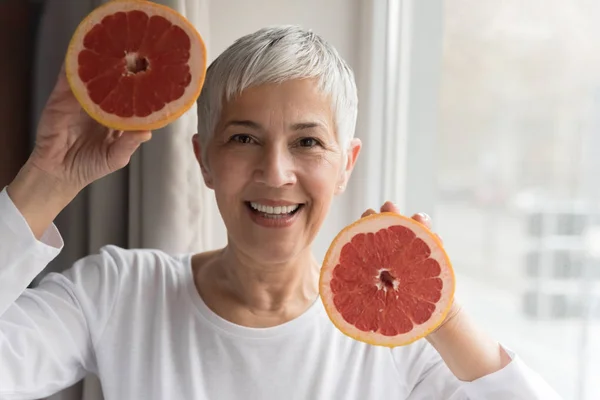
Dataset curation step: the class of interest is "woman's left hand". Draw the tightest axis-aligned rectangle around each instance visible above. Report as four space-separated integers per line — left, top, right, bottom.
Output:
361 201 511 381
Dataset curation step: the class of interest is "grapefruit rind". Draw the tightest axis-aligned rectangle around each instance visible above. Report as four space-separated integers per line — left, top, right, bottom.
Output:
65 0 207 131
319 212 455 347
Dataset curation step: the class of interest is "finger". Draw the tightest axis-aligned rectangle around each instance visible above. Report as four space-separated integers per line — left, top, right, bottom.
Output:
43 63 81 113
411 213 444 243
361 208 376 218
380 201 400 214
411 212 432 229
107 130 124 141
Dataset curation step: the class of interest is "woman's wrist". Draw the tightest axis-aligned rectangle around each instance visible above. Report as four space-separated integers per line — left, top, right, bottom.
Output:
7 159 80 238
426 305 510 382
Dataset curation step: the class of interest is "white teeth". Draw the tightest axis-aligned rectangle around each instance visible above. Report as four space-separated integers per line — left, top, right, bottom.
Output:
250 202 300 215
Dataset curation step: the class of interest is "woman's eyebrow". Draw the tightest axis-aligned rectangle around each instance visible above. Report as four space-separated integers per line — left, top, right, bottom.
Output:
224 120 326 131
224 120 262 130
290 121 326 131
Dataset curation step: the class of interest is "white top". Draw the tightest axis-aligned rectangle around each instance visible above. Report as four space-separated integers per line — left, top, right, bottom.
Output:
0 188 561 400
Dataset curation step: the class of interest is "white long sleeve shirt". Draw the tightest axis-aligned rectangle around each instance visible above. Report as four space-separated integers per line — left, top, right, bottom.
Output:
0 188 561 400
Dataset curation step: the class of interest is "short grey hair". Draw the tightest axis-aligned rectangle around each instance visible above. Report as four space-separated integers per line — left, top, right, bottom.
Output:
196 25 358 154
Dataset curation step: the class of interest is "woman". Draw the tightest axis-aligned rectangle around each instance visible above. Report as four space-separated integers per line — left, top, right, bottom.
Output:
1 26 560 400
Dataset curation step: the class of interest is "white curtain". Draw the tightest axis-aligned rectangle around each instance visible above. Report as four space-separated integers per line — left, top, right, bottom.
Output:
352 0 442 216
350 0 409 213
31 1 216 399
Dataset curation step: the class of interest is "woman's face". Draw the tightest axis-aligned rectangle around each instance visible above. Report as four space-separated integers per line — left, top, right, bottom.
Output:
195 79 360 264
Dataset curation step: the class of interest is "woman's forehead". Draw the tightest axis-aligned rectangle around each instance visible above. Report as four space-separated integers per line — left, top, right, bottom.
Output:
219 79 335 129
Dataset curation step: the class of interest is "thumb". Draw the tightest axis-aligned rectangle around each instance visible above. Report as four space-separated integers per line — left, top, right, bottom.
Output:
117 130 152 147
110 130 153 158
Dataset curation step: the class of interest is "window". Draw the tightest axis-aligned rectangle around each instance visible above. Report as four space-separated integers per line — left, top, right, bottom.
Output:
360 1 600 398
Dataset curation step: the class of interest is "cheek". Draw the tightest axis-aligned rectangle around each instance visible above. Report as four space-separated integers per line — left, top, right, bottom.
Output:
300 155 342 202
210 156 252 198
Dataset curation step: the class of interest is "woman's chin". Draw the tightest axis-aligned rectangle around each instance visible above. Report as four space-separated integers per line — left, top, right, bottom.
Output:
242 240 311 267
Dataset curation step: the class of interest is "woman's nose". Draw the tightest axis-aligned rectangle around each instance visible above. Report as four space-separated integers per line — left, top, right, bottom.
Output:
253 144 297 188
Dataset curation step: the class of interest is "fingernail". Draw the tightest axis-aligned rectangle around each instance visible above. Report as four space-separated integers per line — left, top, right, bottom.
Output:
418 212 430 221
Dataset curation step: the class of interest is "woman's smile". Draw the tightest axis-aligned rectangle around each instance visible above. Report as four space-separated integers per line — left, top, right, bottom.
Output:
245 200 305 228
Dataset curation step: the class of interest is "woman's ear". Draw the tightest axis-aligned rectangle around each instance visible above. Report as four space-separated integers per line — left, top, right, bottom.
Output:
335 138 362 195
192 134 214 189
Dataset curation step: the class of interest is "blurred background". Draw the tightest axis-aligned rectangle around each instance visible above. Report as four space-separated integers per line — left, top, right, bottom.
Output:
0 0 598 399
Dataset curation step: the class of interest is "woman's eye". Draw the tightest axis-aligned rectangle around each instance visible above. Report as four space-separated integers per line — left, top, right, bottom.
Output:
230 134 254 144
298 137 320 148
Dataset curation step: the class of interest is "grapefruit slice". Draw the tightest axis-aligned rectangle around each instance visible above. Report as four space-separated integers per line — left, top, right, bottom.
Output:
65 0 207 131
319 212 455 347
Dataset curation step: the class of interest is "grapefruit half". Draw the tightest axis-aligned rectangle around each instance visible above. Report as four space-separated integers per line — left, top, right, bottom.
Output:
65 0 207 131
320 212 455 347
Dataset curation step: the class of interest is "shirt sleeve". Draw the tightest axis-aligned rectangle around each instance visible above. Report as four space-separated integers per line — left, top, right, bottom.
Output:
0 188 119 399
0 187 63 316
399 340 563 400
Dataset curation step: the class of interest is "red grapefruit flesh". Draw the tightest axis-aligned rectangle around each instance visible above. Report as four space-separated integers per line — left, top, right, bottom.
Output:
65 0 207 131
320 212 455 347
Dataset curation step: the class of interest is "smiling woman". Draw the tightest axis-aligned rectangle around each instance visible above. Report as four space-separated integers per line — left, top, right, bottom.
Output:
0 24 560 400
194 77 359 266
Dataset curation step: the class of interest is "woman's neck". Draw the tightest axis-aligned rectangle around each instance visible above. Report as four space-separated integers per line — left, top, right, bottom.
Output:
193 245 320 328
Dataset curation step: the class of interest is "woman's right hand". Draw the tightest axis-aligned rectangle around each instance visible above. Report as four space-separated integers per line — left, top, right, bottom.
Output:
7 65 152 237
30 64 152 193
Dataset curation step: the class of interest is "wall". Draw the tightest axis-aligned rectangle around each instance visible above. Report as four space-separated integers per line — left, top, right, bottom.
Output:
0 1 38 188
205 0 363 260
